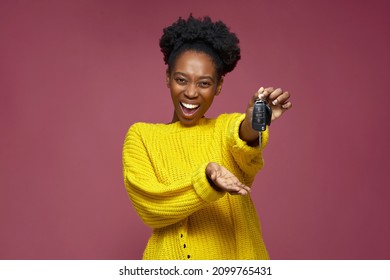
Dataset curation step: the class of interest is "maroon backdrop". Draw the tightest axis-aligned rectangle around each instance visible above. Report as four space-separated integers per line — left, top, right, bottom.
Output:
1 0 389 259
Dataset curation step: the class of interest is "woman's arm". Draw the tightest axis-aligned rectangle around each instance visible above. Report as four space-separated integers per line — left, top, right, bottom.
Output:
217 87 292 180
123 124 225 229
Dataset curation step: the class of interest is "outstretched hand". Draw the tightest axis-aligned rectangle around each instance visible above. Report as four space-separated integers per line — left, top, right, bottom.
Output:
240 86 292 144
257 87 292 121
206 162 250 195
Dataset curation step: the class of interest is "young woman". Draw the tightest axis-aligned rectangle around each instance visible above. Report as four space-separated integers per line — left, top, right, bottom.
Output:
123 15 292 260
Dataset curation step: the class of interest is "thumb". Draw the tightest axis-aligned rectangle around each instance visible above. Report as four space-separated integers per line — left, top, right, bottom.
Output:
210 171 217 181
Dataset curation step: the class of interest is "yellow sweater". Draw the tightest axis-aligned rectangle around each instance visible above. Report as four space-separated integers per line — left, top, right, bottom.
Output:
123 113 269 259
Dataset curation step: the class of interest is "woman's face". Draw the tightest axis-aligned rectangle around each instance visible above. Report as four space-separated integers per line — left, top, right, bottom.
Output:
167 50 223 126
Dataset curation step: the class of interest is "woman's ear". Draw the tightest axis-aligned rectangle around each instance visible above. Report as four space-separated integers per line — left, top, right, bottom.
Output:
165 70 170 88
215 76 224 96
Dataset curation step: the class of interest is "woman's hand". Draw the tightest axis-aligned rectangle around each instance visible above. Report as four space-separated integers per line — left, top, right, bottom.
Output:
239 86 292 145
206 162 250 195
258 87 292 122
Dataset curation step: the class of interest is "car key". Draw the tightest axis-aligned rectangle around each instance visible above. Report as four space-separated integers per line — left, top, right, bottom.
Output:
252 99 271 131
252 97 272 147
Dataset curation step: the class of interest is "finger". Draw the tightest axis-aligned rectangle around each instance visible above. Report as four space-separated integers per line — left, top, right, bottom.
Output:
271 90 290 106
234 180 250 190
238 188 250 195
241 185 251 193
257 87 265 93
230 187 250 196
256 86 271 100
262 87 275 100
249 88 263 105
256 87 265 100
230 182 251 195
268 88 283 100
281 101 292 110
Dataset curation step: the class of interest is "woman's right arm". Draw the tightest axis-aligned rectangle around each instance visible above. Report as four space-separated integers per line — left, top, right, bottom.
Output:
122 124 225 229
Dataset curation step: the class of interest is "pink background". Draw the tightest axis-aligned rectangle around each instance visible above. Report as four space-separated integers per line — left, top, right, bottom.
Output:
1 0 389 260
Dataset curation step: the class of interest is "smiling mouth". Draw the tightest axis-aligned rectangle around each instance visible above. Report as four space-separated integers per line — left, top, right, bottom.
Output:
180 102 200 116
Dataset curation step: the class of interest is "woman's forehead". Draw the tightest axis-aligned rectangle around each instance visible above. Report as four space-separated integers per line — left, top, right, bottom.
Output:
172 51 217 77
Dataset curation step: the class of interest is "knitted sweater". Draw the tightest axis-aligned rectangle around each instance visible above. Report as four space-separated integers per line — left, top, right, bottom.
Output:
122 113 269 260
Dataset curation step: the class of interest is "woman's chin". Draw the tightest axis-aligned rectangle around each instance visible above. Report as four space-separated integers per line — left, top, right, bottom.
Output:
178 117 199 127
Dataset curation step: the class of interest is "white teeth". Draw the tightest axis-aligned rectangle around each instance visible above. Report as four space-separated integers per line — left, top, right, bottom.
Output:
181 102 199 109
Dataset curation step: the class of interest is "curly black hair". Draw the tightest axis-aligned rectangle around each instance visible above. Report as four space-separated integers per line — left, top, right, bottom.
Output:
159 15 241 79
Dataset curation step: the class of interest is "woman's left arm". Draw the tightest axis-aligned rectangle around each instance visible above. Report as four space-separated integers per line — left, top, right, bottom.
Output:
239 87 292 145
209 87 292 187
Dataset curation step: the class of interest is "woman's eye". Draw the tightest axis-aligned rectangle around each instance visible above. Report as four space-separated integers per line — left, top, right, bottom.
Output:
199 81 211 88
175 78 186 84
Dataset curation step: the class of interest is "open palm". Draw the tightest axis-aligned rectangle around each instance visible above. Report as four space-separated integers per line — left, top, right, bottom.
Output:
206 162 250 195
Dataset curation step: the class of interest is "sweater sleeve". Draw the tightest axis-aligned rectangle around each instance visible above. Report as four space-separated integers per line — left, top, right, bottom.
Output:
225 113 269 178
122 123 225 229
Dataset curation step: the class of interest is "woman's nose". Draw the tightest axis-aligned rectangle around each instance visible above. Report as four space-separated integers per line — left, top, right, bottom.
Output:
184 83 198 98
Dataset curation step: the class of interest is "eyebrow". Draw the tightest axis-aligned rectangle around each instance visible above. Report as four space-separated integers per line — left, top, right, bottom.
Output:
173 72 215 82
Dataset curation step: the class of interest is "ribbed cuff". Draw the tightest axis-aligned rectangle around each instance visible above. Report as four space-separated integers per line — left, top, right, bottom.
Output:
192 162 225 203
232 113 269 153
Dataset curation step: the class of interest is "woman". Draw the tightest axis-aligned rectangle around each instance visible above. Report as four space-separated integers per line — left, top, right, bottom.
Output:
122 15 292 260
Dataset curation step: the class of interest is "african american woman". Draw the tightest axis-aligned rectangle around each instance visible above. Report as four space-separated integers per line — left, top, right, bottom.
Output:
122 15 292 260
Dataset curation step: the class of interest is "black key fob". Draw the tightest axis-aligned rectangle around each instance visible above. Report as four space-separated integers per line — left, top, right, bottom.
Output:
252 99 272 131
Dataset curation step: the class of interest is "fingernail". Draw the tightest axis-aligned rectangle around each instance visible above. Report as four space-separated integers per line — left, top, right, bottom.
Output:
272 99 279 105
258 87 264 94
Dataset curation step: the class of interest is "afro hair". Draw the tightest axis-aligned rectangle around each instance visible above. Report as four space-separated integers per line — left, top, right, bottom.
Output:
159 15 241 78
